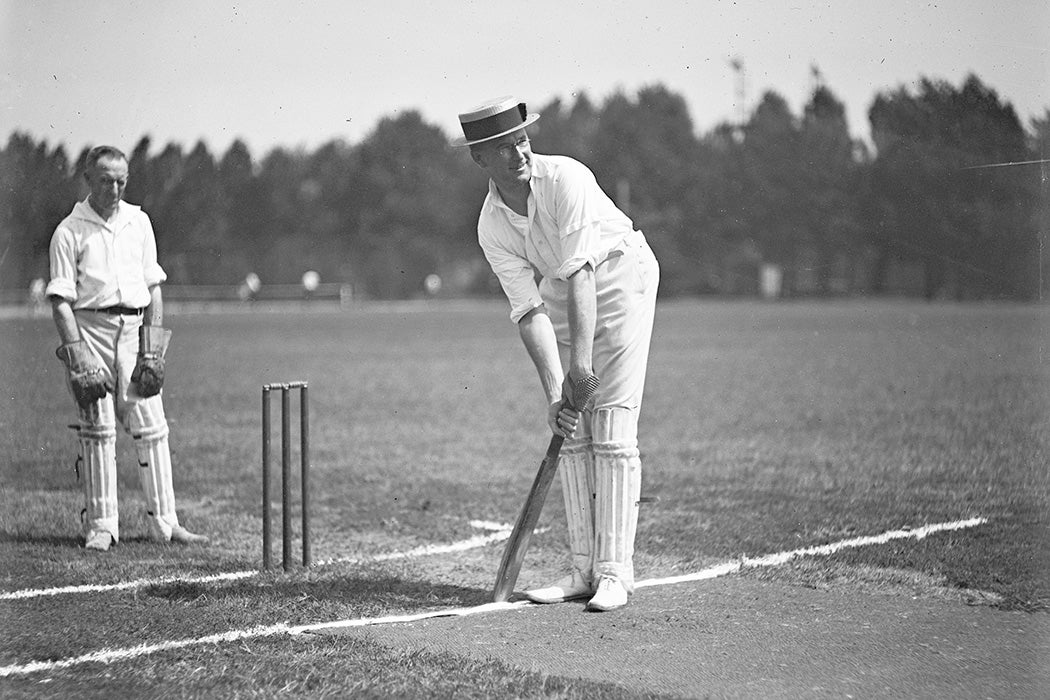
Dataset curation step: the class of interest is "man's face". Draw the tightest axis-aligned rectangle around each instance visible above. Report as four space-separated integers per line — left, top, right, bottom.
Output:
472 130 533 192
86 155 128 216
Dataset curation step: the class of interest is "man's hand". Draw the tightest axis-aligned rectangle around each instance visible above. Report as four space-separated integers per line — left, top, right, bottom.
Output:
131 326 172 398
547 372 600 437
56 341 112 407
548 399 581 438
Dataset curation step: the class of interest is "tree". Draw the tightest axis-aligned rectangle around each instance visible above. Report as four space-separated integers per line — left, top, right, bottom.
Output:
349 111 481 298
218 139 272 280
797 84 865 294
0 75 1038 302
250 146 307 283
0 134 76 290
868 74 1033 298
1027 110 1049 301
695 123 760 294
738 91 808 293
124 136 154 208
585 86 706 294
161 141 240 283
534 92 599 162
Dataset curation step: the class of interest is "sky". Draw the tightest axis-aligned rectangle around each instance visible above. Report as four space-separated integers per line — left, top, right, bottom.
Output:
2 1 1048 159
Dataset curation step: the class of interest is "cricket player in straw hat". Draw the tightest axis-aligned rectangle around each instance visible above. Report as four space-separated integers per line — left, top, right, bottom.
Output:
454 97 659 611
47 145 208 551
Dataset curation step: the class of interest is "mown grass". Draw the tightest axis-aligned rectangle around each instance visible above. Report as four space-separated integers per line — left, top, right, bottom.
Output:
1 635 668 700
0 298 1047 696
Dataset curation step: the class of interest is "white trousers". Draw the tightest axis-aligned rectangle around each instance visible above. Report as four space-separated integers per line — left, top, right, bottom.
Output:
69 310 179 540
540 229 660 412
542 231 659 586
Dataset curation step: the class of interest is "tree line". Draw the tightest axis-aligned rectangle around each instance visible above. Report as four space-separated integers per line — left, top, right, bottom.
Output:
2 73 1047 301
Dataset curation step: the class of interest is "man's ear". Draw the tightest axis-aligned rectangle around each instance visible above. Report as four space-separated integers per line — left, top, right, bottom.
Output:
470 149 485 167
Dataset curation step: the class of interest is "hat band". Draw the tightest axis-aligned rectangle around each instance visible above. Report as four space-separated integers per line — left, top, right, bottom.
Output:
461 103 528 142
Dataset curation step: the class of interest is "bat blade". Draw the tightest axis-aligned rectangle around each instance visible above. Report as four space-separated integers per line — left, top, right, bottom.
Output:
492 434 565 602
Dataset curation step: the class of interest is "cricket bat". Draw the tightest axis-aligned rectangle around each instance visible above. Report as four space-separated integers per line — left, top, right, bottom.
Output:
492 375 600 602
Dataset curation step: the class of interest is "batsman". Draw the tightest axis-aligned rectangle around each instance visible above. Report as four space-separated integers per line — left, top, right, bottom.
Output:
46 145 208 551
454 97 660 611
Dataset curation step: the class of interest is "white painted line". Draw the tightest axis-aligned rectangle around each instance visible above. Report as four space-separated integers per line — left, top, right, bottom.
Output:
0 571 256 602
313 527 532 567
635 516 988 589
0 523 516 602
468 520 514 531
0 516 987 678
292 601 531 634
0 624 294 677
0 603 536 679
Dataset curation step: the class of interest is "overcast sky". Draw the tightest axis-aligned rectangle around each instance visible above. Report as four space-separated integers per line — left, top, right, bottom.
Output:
2 1 1047 158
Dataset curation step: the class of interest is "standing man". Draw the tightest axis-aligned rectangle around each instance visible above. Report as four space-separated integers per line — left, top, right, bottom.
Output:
453 97 659 611
47 145 208 551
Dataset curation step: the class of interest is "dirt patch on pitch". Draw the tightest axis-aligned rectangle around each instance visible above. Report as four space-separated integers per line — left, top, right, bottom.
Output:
310 576 1049 698
738 559 1006 608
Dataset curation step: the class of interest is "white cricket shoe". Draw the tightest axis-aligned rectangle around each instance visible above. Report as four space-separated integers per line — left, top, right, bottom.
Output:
84 530 114 551
524 571 594 604
148 519 209 545
170 525 209 545
585 575 630 612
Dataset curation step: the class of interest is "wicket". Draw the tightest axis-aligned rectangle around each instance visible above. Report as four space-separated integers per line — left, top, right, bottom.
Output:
262 381 310 571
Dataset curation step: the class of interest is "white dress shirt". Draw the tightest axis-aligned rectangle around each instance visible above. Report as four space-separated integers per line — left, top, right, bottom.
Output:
46 199 166 309
477 154 635 323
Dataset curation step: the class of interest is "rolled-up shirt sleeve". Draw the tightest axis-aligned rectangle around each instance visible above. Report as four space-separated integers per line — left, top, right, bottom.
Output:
46 227 78 301
556 221 604 279
552 162 605 279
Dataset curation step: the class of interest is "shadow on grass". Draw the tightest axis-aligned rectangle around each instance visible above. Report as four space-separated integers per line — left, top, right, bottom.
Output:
0 530 216 546
0 530 83 548
144 571 492 613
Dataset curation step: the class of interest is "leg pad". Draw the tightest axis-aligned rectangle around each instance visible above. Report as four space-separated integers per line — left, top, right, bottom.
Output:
592 408 642 590
76 401 119 543
126 398 180 539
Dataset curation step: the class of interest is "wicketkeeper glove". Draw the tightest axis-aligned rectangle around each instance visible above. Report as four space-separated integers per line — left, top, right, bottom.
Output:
131 326 172 398
55 340 112 407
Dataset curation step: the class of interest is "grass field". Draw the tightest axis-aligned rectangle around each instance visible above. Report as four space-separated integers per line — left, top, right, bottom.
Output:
1 299 1047 697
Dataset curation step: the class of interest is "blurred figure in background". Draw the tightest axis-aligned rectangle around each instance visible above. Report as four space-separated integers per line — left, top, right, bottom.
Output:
238 272 262 303
27 277 47 316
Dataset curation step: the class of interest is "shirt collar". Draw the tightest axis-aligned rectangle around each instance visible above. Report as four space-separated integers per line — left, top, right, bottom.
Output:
528 152 552 180
73 198 131 229
485 179 513 213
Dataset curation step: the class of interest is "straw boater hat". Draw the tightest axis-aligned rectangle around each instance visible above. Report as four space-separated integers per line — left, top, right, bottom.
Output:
451 96 541 147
